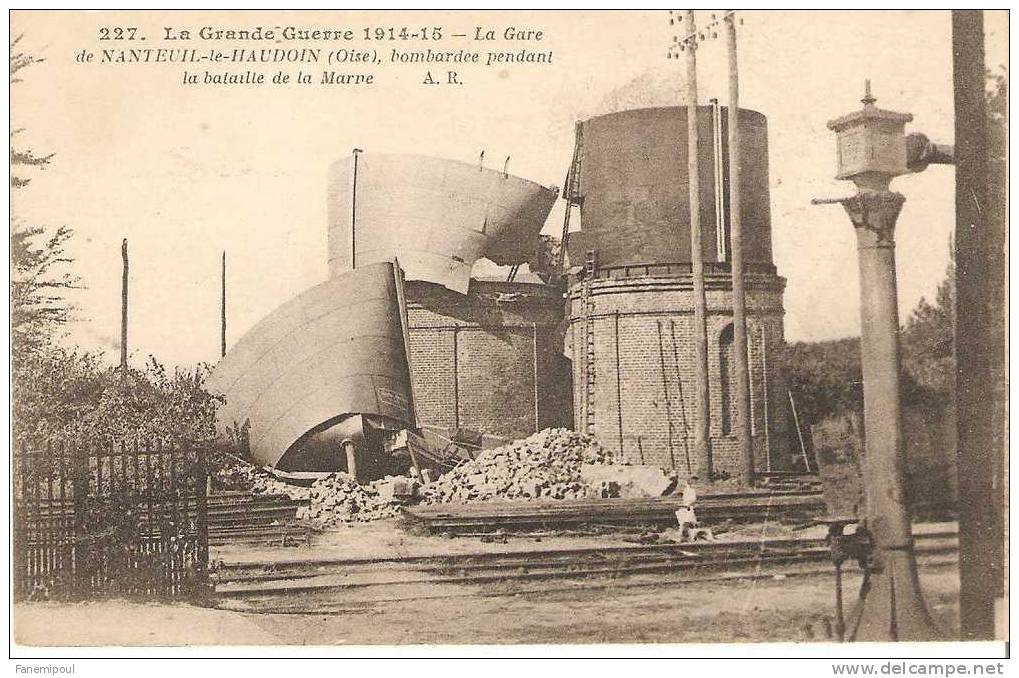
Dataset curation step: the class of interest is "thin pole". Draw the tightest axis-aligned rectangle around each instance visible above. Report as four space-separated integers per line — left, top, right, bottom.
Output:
350 148 362 270
532 323 540 431
614 311 624 459
220 251 227 358
711 98 726 261
685 10 711 480
761 329 772 472
670 319 693 474
120 238 129 380
788 390 810 473
342 439 358 481
657 320 677 469
726 12 754 487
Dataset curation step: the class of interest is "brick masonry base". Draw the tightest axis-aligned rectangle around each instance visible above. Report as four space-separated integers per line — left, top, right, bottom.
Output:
568 272 796 480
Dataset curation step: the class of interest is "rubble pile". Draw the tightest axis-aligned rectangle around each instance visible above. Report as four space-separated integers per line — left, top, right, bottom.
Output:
211 462 257 491
211 461 311 501
421 428 620 504
296 473 417 526
213 428 673 527
250 471 311 501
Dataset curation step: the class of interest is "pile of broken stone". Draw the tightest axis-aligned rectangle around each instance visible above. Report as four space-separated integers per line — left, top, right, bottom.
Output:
296 473 417 526
420 427 627 504
224 428 676 526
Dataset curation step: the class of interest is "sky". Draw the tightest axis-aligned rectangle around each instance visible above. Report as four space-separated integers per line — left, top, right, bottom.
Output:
10 10 1008 369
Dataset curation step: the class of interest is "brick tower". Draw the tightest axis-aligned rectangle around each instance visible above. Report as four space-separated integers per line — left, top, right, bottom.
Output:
564 105 794 479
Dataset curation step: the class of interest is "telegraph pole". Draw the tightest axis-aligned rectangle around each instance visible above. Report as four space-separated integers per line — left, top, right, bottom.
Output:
952 9 1005 640
725 11 754 486
676 10 712 480
120 238 129 381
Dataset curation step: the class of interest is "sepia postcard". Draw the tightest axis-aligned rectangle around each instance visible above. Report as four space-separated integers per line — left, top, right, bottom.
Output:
7 8 1009 666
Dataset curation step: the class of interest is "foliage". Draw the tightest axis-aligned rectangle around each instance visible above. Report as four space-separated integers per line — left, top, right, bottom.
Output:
780 337 863 427
10 35 77 355
783 256 955 427
11 225 80 354
12 348 223 445
900 251 954 400
10 34 53 189
9 35 223 450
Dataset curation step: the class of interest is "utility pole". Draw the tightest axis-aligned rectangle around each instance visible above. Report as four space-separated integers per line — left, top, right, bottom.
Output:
221 250 227 358
671 10 712 480
120 238 129 381
725 11 754 486
952 9 1005 640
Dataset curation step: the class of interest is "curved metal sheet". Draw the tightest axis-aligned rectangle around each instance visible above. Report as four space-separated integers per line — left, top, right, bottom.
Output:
327 153 557 293
206 261 415 469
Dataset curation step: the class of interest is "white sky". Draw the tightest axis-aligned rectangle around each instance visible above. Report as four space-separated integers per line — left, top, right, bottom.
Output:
10 10 1008 368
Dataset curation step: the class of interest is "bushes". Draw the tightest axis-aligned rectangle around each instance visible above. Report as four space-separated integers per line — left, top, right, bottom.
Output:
12 345 222 446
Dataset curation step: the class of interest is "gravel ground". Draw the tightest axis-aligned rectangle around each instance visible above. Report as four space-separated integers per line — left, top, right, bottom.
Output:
15 564 959 647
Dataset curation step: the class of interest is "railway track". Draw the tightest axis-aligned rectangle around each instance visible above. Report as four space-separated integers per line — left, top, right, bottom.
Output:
207 491 310 546
211 528 958 612
401 490 827 535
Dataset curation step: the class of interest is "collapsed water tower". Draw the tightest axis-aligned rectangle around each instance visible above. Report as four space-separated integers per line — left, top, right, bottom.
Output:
327 152 573 443
564 105 794 478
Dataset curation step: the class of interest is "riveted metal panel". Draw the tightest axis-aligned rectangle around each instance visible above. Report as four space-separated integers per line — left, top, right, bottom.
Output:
206 261 415 469
327 153 557 293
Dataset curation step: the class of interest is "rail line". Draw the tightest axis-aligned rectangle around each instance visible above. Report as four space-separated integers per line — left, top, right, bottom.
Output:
212 529 958 612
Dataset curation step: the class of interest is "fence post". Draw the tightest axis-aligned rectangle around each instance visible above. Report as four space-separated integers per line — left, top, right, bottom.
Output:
72 438 90 598
193 445 210 596
12 440 26 598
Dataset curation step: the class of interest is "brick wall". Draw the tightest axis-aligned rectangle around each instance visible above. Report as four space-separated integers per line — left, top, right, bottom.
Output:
568 272 793 480
406 280 572 440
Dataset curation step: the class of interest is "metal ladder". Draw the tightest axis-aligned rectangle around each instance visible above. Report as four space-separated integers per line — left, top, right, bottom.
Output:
582 250 597 435
558 122 584 271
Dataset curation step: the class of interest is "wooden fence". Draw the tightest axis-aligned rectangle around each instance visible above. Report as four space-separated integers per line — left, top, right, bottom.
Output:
12 438 209 600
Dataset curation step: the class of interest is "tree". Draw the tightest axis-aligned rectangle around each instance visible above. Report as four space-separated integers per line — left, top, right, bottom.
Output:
900 247 955 400
10 36 224 447
11 225 78 353
10 34 53 189
10 35 77 355
779 336 863 427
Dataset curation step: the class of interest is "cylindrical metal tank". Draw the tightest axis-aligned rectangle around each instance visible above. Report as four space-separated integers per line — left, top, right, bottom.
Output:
405 279 572 441
327 153 558 294
574 106 773 269
206 261 416 473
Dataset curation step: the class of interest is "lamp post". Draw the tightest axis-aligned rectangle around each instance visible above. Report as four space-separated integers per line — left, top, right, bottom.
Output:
814 82 941 641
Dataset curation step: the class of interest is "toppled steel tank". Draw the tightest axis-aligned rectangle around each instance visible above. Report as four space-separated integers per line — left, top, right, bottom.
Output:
206 261 416 477
326 153 558 293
